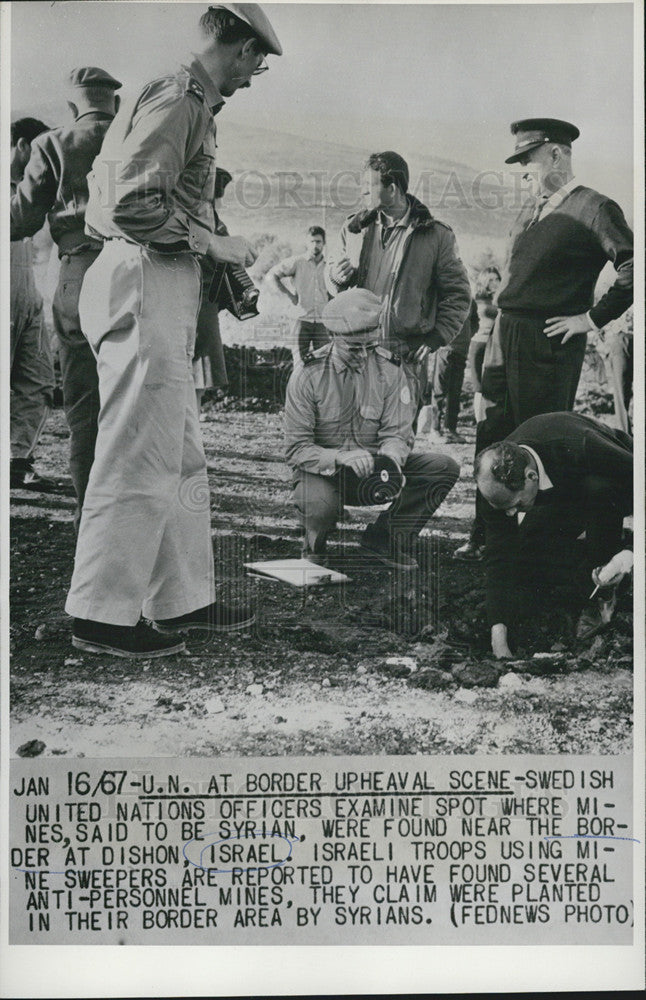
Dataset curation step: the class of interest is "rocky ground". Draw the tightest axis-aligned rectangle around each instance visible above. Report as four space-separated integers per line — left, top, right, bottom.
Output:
10 359 633 759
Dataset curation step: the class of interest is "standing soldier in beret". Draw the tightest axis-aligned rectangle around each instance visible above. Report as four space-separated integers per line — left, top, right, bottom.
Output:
11 67 122 524
64 4 282 658
284 289 460 570
481 117 633 430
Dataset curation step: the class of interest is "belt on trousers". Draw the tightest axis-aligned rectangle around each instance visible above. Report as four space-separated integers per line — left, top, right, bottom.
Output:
102 237 194 255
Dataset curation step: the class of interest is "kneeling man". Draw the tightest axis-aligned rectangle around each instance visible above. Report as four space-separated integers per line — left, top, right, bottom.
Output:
475 412 633 657
284 288 460 569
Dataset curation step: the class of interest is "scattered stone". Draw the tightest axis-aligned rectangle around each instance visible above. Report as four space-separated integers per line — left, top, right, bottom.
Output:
356 665 368 675
550 642 567 652
155 696 173 708
204 697 225 714
410 667 453 691
246 683 263 696
527 677 549 694
454 688 478 704
275 715 287 724
499 672 524 691
17 739 46 757
588 717 603 733
321 678 331 687
452 662 499 688
64 657 83 667
385 656 417 674
34 625 47 641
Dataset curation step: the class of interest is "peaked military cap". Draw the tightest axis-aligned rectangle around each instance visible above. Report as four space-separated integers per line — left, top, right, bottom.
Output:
68 66 122 90
207 3 282 55
505 118 579 163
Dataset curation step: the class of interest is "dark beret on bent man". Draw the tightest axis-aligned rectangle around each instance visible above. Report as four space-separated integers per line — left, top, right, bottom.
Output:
68 66 122 90
505 118 580 163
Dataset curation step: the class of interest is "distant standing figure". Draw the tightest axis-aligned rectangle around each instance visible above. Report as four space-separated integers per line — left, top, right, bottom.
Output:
598 307 633 434
193 167 234 418
9 117 56 492
421 298 479 444
266 226 330 360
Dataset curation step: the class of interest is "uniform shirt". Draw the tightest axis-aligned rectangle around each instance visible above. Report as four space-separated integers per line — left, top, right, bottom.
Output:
85 57 223 254
267 253 329 320
10 111 115 254
284 343 414 475
363 205 412 301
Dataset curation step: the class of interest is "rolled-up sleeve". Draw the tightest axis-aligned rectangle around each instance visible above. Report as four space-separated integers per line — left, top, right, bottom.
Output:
284 368 339 474
588 200 633 329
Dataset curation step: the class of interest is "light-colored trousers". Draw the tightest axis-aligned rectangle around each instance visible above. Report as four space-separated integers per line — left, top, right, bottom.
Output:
66 240 214 626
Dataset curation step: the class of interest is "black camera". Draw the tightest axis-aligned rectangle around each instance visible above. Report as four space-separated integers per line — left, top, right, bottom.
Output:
208 261 259 321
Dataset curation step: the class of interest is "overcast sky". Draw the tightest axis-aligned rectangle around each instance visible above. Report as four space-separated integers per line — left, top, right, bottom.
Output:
10 1 635 212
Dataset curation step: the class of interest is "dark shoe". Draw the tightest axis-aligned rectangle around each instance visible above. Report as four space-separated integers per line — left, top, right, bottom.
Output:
154 601 255 634
359 534 418 571
576 588 618 642
10 463 61 493
72 618 186 659
454 540 485 561
444 429 466 444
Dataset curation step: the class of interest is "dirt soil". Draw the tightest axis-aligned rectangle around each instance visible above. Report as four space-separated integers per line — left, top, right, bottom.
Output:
10 375 633 758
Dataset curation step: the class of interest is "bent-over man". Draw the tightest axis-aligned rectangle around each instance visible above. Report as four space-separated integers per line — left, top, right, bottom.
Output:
475 412 632 658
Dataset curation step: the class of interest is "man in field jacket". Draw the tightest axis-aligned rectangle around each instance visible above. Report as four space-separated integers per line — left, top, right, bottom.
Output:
327 150 471 405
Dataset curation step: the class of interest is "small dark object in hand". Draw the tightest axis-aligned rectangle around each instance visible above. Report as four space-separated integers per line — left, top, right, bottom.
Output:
208 261 259 321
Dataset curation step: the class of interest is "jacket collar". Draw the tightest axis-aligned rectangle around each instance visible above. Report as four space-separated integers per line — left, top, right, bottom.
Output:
347 193 434 234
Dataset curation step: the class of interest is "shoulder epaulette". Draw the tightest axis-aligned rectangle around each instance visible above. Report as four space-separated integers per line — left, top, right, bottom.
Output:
186 76 206 103
302 343 332 365
375 345 401 366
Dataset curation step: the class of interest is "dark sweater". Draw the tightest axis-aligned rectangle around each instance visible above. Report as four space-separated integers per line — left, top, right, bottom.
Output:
498 186 633 329
482 412 633 627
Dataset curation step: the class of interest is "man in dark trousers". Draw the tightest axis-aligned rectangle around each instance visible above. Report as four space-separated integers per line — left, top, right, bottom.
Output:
475 412 632 658
327 150 471 409
11 67 122 525
482 117 633 428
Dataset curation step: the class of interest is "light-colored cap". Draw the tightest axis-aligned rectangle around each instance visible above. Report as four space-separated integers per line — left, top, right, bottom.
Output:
208 3 282 55
323 288 383 335
68 66 122 90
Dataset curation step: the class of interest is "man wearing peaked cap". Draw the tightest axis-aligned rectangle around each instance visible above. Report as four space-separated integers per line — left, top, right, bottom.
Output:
504 118 580 164
479 115 633 438
62 5 281 659
284 289 460 571
11 66 122 520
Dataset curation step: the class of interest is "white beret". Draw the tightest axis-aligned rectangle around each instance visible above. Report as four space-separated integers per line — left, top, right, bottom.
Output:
323 288 384 335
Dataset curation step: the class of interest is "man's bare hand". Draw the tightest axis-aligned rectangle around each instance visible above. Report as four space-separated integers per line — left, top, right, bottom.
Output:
329 257 355 285
208 234 257 268
544 313 591 344
336 449 375 478
491 623 513 659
